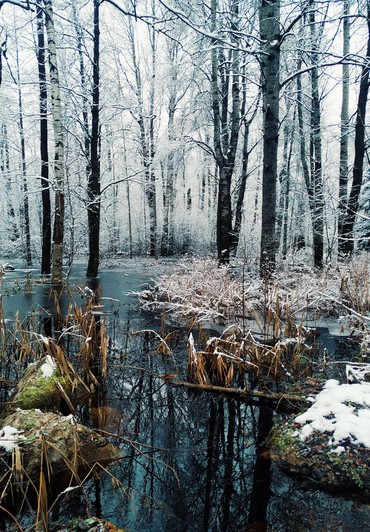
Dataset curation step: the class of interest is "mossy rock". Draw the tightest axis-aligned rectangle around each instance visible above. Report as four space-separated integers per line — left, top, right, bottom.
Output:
0 408 120 507
269 419 370 501
8 356 73 413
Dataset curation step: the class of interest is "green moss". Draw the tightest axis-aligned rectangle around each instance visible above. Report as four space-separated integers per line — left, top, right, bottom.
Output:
269 423 301 452
16 370 66 410
327 452 368 489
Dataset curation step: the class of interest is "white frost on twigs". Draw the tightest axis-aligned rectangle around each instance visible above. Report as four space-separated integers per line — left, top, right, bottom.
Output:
346 363 370 383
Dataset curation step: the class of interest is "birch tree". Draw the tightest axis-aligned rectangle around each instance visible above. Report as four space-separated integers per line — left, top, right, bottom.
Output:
36 0 51 275
13 29 32 266
44 0 65 283
211 0 241 264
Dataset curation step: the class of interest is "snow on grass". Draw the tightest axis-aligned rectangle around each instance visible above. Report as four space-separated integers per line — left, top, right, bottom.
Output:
0 426 25 452
294 379 370 450
136 255 370 328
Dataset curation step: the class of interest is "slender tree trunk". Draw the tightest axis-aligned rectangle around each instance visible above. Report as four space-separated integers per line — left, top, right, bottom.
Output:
337 0 351 256
211 0 240 264
259 0 280 278
15 38 32 266
147 6 157 258
1 125 20 243
341 2 370 256
276 109 294 259
309 4 324 268
297 51 313 207
161 95 176 256
230 68 258 257
87 0 101 277
72 1 90 168
128 16 157 258
36 0 51 274
44 0 65 284
122 136 133 258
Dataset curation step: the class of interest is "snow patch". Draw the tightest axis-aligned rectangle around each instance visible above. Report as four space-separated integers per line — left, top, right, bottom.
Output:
40 355 56 377
0 426 25 452
295 380 370 449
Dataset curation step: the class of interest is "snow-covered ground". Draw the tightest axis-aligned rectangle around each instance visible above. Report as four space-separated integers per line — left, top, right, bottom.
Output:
294 379 370 452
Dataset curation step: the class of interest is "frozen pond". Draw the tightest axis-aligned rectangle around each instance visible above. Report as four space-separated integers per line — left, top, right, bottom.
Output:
0 259 370 531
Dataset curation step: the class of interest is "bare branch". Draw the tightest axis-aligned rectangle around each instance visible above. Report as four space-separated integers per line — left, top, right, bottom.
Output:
0 0 32 10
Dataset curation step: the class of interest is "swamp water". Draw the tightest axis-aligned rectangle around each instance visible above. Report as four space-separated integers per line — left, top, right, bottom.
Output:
1 259 370 531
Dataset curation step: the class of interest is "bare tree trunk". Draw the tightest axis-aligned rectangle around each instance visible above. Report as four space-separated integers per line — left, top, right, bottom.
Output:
122 136 133 258
44 0 65 284
211 0 241 264
309 3 324 268
259 0 280 278
15 36 32 266
341 2 370 256
128 15 157 258
161 44 177 256
1 125 20 243
36 0 51 274
337 0 351 256
72 0 91 266
230 70 258 257
87 0 101 277
147 4 157 258
276 108 294 259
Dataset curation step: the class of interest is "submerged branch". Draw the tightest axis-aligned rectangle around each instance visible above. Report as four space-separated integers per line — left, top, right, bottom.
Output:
166 379 305 408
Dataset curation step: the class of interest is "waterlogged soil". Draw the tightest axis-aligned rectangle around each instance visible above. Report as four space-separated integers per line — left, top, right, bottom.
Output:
1 259 370 531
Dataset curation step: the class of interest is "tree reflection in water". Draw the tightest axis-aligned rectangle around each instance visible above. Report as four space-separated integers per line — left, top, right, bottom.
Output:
85 313 260 531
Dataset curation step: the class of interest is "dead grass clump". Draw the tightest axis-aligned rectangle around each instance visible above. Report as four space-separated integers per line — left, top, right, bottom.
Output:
137 258 245 324
339 255 370 315
138 255 370 333
187 325 313 389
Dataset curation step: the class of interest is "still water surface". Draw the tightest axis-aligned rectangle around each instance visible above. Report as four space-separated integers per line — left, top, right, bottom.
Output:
1 259 370 531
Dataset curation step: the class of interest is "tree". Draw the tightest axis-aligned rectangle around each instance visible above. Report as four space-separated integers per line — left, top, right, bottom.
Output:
295 2 325 269
86 0 101 277
340 1 370 256
0 1 31 86
337 0 351 256
309 1 324 268
0 124 20 244
14 28 32 266
44 0 65 283
36 0 51 275
211 0 241 264
161 36 185 256
125 12 158 257
259 0 280 277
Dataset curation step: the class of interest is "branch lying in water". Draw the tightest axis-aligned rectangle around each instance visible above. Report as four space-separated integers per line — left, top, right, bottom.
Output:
165 379 305 408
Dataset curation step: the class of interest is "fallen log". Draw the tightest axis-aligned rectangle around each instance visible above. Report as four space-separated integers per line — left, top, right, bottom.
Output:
165 379 305 407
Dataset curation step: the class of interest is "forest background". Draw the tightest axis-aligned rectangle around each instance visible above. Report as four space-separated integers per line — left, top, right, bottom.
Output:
0 0 369 281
